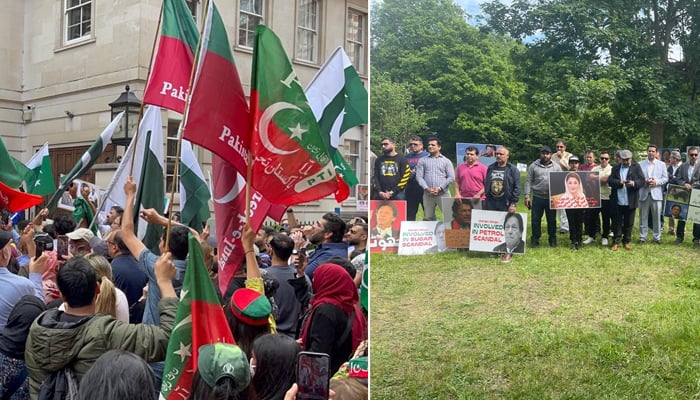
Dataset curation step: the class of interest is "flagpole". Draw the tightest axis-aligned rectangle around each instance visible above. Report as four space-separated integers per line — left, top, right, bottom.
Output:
165 0 210 250
129 0 165 178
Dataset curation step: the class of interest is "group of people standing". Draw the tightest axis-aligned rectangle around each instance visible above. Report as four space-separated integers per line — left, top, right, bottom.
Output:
373 135 699 261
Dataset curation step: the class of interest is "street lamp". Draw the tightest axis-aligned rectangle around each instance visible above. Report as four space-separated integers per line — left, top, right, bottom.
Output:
109 85 141 149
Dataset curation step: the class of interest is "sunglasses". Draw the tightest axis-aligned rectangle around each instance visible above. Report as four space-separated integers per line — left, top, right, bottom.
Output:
690 154 699 157
600 157 609 160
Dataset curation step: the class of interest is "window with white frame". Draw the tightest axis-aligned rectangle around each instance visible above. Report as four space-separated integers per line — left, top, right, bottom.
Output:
346 9 366 74
239 0 264 48
166 122 180 190
296 0 319 63
345 139 362 185
185 0 200 22
64 0 92 44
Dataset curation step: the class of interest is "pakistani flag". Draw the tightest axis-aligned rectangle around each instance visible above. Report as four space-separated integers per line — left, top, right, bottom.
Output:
305 46 368 202
0 137 30 189
142 0 199 113
179 140 211 231
24 143 56 196
132 108 165 254
160 233 234 400
250 25 339 206
46 112 124 211
97 106 162 242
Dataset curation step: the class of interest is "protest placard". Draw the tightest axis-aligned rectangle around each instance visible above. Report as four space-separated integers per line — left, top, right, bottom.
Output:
469 210 527 254
398 221 439 255
549 171 600 209
370 200 406 253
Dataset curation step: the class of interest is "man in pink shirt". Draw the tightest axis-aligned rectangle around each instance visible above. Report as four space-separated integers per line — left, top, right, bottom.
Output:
454 146 487 208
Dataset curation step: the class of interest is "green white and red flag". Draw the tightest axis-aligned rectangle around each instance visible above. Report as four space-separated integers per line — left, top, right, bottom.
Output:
182 0 250 175
305 47 368 202
142 0 199 113
160 233 235 400
249 25 339 206
212 154 286 294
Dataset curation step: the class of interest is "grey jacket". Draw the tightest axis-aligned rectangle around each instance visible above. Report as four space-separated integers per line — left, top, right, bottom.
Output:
525 159 562 199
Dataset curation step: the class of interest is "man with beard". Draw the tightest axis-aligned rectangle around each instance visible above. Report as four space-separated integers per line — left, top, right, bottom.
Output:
345 222 368 259
524 146 562 247
609 149 645 251
303 213 348 279
372 137 411 201
404 136 429 220
483 146 520 213
492 212 526 263
672 146 700 246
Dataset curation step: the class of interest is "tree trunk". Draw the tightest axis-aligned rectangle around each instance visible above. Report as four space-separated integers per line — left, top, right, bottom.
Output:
650 119 665 147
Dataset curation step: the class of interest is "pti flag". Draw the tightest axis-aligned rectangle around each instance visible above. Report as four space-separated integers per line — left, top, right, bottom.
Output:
0 137 30 189
160 233 235 400
212 154 285 295
250 25 338 206
305 47 368 202
46 112 124 211
142 0 199 113
24 143 56 196
182 0 250 175
179 140 211 231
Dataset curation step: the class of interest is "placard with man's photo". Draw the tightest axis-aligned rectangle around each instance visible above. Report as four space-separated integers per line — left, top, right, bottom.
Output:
469 210 528 254
369 200 406 253
441 197 473 248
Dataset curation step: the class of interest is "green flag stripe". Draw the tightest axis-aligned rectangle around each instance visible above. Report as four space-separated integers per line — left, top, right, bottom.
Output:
134 131 165 253
340 66 369 132
161 0 199 53
180 163 211 229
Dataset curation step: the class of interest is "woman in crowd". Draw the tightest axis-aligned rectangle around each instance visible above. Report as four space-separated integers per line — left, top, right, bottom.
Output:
300 263 367 374
251 334 301 400
84 254 129 322
77 350 155 400
190 343 253 400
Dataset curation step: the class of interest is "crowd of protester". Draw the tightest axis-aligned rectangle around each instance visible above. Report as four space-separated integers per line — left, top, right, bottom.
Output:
0 176 368 400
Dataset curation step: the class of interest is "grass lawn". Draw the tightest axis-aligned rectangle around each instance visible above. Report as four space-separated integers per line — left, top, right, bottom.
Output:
370 214 700 399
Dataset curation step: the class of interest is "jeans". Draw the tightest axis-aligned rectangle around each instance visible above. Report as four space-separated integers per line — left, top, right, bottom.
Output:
405 180 424 221
531 196 557 244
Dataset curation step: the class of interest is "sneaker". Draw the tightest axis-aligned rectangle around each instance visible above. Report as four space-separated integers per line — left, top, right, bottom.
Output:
583 237 595 245
674 238 683 245
502 253 513 263
531 240 540 247
559 228 569 234
668 229 675 235
609 232 614 237
601 238 609 246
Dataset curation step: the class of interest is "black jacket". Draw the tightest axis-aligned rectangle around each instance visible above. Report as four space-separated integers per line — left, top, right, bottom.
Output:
609 162 645 208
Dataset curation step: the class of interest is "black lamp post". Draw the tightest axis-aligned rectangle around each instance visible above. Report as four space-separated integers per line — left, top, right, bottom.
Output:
109 85 141 148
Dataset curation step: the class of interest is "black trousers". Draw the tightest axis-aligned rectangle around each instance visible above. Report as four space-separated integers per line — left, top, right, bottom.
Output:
613 205 636 244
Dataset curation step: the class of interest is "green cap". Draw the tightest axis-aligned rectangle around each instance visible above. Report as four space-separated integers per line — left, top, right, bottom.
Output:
197 343 250 391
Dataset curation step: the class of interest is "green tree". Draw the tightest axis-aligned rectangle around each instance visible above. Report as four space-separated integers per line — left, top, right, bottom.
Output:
370 67 431 154
372 0 534 161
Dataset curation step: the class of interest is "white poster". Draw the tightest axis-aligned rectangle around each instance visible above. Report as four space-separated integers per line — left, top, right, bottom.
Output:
469 210 528 254
398 221 441 255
